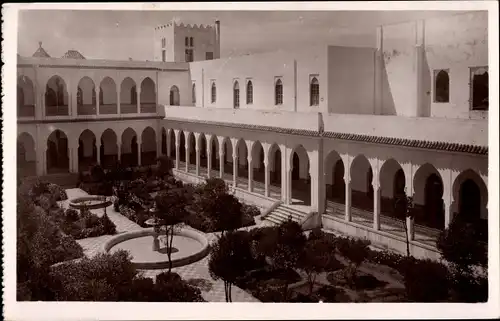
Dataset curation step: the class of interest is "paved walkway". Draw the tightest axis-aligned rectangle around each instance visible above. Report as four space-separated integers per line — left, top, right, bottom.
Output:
62 188 260 302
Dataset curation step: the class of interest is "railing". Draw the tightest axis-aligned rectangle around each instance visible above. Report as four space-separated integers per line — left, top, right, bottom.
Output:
140 103 157 113
18 105 35 117
45 105 69 116
99 104 118 115
121 103 138 114
77 104 97 115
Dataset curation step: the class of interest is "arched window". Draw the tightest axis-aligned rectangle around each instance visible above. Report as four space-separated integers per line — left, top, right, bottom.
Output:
131 86 137 105
77 87 83 106
192 83 196 105
233 81 240 109
434 70 450 103
170 85 180 106
246 80 253 105
211 82 217 104
17 87 24 108
275 79 283 105
310 77 319 106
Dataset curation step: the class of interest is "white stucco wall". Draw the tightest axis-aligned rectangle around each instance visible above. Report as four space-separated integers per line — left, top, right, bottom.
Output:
327 46 376 114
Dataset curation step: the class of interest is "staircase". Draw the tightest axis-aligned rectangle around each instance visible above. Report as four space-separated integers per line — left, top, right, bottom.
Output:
263 204 309 226
21 173 79 189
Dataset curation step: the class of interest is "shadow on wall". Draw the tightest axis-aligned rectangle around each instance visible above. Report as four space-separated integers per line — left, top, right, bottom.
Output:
421 52 432 117
380 56 396 115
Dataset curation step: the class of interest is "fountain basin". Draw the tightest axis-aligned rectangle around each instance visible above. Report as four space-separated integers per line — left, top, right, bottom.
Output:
69 196 112 210
103 227 210 270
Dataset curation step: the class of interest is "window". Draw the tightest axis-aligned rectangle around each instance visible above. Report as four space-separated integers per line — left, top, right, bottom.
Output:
470 67 488 111
190 37 194 47
162 50 166 62
161 38 166 48
170 85 180 106
246 80 253 104
434 70 450 103
131 86 137 105
275 79 283 105
211 82 217 103
185 37 189 46
206 52 214 60
310 77 319 106
192 83 196 104
185 49 194 62
233 81 240 109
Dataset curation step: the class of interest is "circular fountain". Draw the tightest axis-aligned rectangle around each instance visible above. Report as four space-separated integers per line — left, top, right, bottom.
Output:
103 205 210 270
69 196 112 210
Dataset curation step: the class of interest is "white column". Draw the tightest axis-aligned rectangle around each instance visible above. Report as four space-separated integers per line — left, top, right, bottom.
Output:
280 146 287 203
166 131 172 157
185 137 190 173
407 206 415 241
206 141 212 179
373 184 381 230
233 153 238 187
247 155 253 192
195 146 201 176
96 140 101 165
117 140 121 162
286 169 292 205
219 150 224 178
117 87 121 116
264 160 270 197
345 178 352 222
137 136 142 166
136 87 141 114
96 87 100 116
173 130 180 170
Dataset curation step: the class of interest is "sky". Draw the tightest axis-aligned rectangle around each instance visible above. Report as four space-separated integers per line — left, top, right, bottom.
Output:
17 10 464 61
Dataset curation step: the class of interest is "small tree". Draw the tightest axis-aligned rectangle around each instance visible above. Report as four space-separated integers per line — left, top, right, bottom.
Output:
394 189 414 257
156 155 174 179
298 236 339 295
155 188 190 272
208 230 253 302
336 237 371 286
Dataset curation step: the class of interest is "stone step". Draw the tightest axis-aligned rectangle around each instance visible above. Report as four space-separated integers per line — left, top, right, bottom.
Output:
279 204 309 217
273 208 304 220
268 210 302 223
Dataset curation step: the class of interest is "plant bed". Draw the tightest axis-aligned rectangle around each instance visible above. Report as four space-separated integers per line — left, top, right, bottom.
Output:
56 208 117 240
288 283 351 302
69 196 112 210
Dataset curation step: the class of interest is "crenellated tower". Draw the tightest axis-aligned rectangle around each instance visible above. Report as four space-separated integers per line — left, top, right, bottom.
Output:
154 20 221 63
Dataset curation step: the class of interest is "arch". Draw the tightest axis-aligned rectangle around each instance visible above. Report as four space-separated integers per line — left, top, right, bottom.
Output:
141 126 157 165
77 76 97 115
233 81 240 109
222 137 233 175
78 129 97 171
211 82 217 104
168 129 176 158
47 129 69 173
100 77 118 114
350 154 373 211
324 150 345 204
275 79 283 105
178 131 186 162
290 144 310 205
246 80 253 104
17 132 36 177
161 128 167 155
170 85 180 106
268 143 282 186
186 132 196 167
310 77 320 106
100 128 118 168
120 77 137 114
210 136 220 171
45 75 69 116
121 127 138 167
192 83 196 105
452 169 488 221
17 76 35 117
434 70 449 103
251 141 265 184
198 133 208 169
140 77 156 113
413 163 444 230
379 158 406 215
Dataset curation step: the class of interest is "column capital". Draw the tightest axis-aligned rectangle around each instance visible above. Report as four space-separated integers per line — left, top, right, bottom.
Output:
247 155 253 163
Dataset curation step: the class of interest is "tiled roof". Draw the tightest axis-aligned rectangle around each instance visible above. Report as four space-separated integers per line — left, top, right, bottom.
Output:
166 118 320 137
32 42 51 58
322 131 488 155
165 117 488 155
62 50 86 59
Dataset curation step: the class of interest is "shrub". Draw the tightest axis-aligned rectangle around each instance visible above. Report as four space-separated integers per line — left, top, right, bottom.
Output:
242 204 261 217
90 165 106 183
336 236 371 286
400 257 450 302
154 272 205 302
47 183 68 201
65 209 80 222
449 271 488 303
100 213 117 235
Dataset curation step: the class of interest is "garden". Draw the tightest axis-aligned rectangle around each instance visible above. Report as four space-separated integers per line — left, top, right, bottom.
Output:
17 155 488 303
